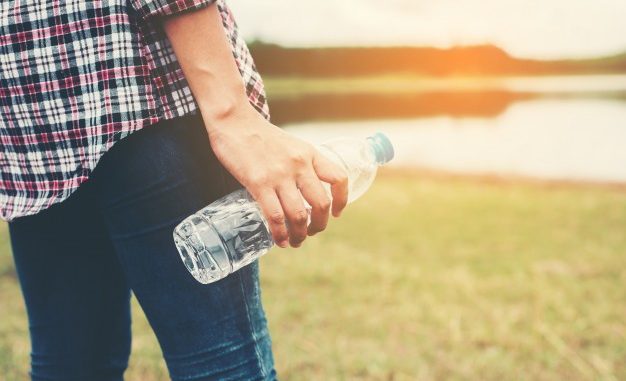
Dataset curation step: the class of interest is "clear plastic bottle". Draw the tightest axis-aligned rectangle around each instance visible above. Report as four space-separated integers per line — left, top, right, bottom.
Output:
173 132 394 284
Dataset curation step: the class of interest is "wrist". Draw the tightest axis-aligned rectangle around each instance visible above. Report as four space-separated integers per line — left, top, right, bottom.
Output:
198 95 262 139
197 89 252 125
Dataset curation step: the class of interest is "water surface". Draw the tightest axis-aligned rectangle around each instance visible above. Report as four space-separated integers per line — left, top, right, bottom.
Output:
286 96 626 184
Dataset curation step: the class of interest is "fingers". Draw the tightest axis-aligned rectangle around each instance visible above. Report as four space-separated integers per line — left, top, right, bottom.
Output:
312 153 349 217
250 148 347 251
297 174 331 236
277 184 309 248
256 190 289 248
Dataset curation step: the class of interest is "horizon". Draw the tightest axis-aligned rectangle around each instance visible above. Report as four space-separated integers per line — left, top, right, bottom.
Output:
228 0 626 60
247 41 626 62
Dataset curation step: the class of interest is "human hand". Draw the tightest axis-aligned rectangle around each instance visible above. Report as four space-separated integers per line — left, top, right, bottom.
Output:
205 104 348 248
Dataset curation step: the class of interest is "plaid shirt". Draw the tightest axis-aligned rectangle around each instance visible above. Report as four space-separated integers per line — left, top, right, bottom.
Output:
0 0 269 221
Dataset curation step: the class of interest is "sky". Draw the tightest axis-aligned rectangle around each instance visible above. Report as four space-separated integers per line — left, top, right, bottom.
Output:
227 0 626 60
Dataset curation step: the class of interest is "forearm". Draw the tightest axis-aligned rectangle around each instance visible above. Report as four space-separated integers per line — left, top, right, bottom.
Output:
163 4 252 131
161 4 349 247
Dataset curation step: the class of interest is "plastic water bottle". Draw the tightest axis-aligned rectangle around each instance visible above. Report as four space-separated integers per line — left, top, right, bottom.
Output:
173 132 394 284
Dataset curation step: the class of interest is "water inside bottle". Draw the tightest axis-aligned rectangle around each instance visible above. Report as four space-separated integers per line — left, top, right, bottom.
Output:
201 193 273 271
174 189 274 284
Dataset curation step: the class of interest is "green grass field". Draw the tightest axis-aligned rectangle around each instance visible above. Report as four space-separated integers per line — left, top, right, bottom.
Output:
1 171 625 380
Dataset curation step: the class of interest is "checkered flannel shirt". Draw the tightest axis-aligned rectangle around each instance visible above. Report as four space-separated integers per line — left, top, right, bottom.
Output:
0 0 269 221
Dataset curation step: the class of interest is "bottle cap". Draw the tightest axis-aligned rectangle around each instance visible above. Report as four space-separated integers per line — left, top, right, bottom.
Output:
368 132 395 164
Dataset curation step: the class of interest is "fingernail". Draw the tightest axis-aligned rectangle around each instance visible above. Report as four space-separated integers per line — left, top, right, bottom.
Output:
278 240 288 248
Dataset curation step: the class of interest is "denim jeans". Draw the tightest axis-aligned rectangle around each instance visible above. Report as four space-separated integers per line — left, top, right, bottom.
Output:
8 113 277 381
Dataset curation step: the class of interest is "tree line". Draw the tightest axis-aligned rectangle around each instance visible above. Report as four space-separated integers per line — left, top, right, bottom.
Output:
248 42 626 77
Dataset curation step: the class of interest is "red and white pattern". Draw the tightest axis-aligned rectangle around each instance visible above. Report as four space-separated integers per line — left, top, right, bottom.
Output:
0 0 269 221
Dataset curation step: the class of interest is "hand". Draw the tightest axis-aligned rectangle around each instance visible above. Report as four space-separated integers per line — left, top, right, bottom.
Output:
204 103 349 248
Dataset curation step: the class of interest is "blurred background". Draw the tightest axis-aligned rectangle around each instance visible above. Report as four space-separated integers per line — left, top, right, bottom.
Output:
1 0 625 380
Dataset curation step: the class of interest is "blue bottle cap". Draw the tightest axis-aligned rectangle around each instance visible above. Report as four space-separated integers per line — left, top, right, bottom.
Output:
368 132 395 165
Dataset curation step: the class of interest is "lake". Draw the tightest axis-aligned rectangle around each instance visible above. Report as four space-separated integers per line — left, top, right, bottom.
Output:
277 75 626 184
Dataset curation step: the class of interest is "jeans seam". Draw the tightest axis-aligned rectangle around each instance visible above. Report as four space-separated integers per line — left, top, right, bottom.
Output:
236 268 268 380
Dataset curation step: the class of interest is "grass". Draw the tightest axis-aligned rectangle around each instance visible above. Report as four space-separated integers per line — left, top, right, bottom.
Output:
263 76 510 97
1 171 625 380
262 75 626 99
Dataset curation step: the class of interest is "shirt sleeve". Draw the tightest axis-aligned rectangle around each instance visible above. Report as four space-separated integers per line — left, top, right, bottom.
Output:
130 0 217 20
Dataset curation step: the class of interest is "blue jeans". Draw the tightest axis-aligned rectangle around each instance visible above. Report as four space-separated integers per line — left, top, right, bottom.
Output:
8 114 277 381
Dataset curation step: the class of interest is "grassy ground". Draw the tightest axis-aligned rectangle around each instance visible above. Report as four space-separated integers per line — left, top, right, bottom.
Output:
262 75 626 99
263 76 512 97
1 171 625 380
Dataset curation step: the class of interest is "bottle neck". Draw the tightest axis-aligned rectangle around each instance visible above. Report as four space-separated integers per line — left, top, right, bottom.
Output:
367 132 394 165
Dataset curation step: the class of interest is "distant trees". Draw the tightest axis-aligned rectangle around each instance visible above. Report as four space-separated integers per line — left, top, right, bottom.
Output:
248 42 626 77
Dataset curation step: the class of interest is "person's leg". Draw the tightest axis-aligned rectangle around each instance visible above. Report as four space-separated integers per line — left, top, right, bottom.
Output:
91 113 277 381
8 182 132 381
